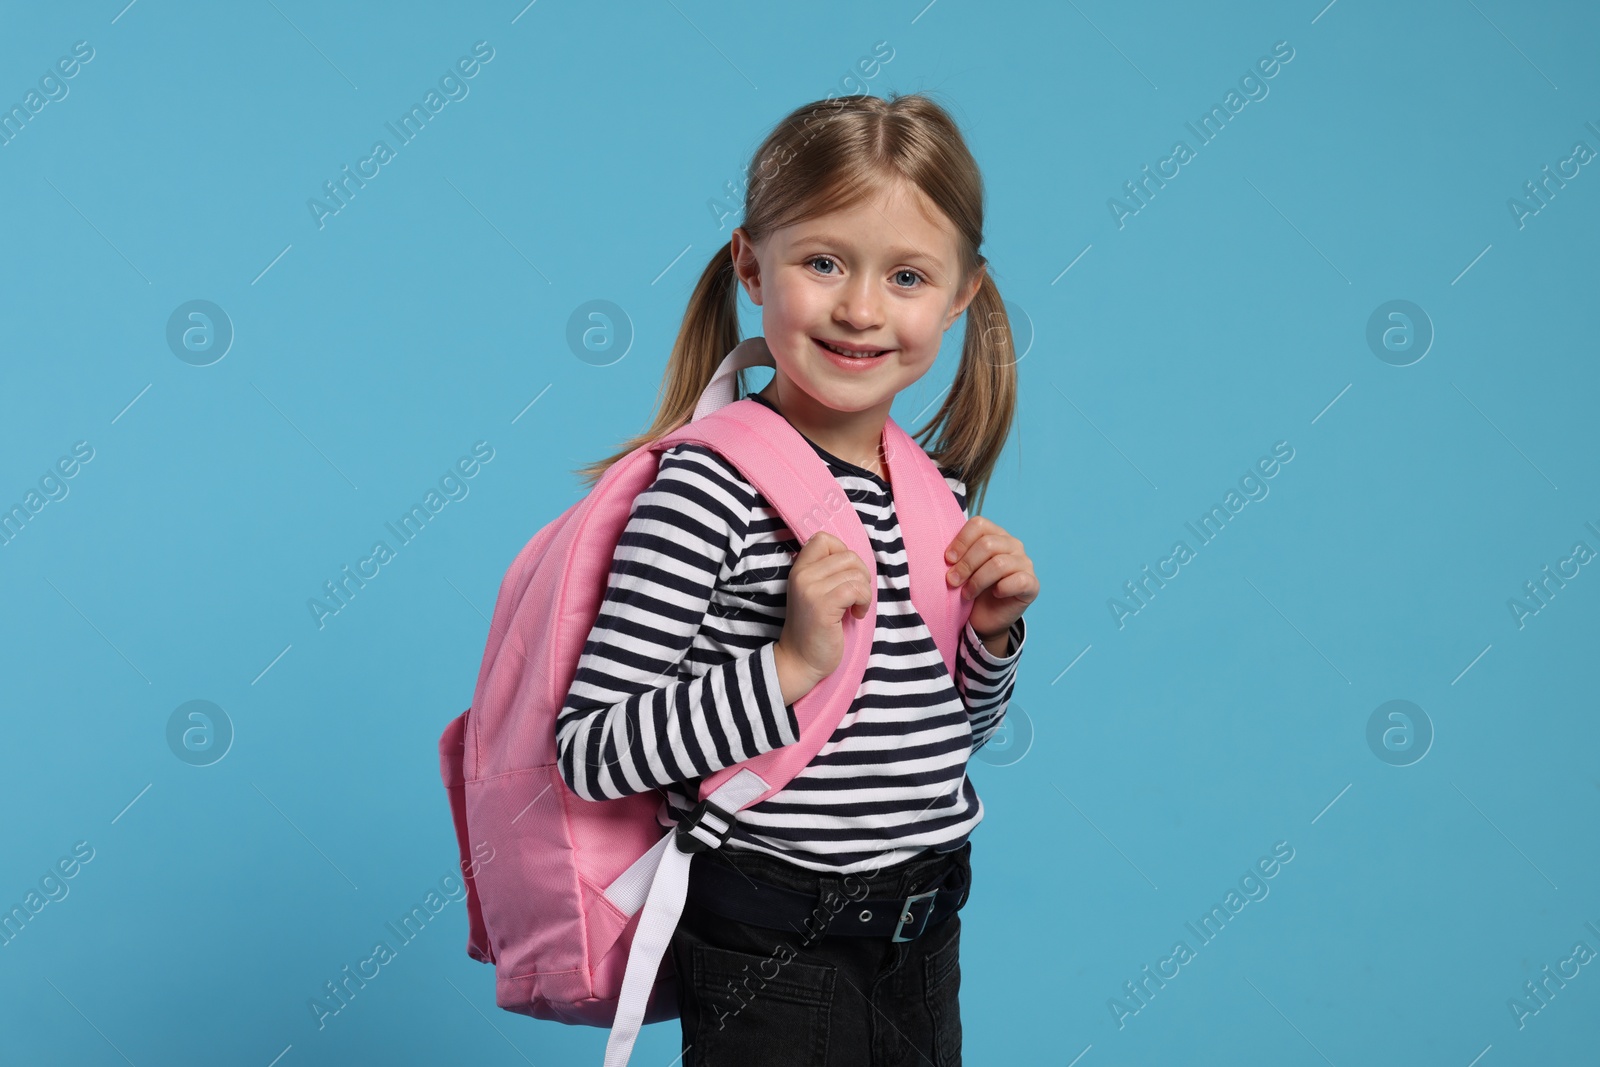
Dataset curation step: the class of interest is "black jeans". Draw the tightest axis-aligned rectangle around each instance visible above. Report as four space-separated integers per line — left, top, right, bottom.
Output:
670 840 970 1067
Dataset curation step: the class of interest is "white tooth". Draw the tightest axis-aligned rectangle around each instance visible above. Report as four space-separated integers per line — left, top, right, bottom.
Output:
823 341 877 358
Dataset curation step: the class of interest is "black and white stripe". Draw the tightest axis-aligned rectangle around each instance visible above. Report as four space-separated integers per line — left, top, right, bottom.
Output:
556 398 1026 873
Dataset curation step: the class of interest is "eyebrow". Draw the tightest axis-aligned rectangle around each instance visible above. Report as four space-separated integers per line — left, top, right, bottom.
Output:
791 233 943 266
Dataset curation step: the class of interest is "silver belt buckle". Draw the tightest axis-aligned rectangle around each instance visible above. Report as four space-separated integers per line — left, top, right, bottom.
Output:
891 889 938 942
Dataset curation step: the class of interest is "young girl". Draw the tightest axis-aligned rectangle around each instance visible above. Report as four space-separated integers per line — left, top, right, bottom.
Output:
556 92 1037 1067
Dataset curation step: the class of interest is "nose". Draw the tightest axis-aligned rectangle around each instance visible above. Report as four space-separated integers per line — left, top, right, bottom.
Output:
834 274 883 331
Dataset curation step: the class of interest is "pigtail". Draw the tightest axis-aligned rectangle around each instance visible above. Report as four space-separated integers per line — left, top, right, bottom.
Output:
912 256 1017 517
572 241 745 488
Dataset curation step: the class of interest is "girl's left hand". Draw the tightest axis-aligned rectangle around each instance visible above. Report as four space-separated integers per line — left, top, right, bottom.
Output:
944 516 1039 642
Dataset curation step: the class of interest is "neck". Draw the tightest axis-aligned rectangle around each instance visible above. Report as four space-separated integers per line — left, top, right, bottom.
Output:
755 377 891 479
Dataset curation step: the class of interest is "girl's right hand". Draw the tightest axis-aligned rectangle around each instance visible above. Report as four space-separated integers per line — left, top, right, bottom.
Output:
772 531 874 704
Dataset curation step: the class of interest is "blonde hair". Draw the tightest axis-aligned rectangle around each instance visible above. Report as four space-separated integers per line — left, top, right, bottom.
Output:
574 91 1017 515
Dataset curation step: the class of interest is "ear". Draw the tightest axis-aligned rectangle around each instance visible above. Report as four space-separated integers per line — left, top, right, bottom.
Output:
730 226 764 306
943 263 986 331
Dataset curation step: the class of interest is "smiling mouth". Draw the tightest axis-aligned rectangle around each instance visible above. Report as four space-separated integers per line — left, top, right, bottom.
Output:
814 338 891 359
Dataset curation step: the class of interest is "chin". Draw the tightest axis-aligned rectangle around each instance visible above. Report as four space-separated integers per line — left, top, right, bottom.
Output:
819 390 892 412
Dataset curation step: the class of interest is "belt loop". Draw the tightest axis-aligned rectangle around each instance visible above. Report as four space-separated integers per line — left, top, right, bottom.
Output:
948 844 971 910
796 873 845 949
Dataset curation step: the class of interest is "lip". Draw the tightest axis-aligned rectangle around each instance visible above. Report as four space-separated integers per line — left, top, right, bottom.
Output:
812 336 894 371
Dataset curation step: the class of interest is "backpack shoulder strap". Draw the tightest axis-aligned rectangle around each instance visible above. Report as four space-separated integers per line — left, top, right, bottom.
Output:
880 413 973 678
653 395 973 811
654 398 877 810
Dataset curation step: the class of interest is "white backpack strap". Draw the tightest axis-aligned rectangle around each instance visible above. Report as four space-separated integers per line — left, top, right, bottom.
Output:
601 768 770 1067
691 336 775 421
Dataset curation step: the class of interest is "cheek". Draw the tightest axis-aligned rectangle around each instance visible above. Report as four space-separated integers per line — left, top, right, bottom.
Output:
890 339 940 380
765 279 823 326
898 309 951 350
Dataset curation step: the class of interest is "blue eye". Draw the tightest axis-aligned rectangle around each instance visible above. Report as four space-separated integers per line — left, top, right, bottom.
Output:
807 257 925 289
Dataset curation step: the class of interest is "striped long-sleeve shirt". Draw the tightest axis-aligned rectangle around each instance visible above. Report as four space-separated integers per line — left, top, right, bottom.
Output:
556 393 1027 873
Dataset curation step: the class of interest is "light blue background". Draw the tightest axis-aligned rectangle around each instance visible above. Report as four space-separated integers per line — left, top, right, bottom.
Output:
2 1 1596 1064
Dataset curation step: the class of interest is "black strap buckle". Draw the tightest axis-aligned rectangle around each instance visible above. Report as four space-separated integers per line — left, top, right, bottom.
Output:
675 797 736 853
891 888 939 942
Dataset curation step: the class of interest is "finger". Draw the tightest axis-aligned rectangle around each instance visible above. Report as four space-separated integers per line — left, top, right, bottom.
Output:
791 565 867 622
988 569 1039 605
947 532 1015 588
849 561 874 616
943 516 993 565
959 552 1023 601
800 530 842 557
805 532 868 569
823 573 873 618
802 552 871 587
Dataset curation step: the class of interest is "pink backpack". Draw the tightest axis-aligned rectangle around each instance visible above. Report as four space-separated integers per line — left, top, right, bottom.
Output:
437 337 973 1066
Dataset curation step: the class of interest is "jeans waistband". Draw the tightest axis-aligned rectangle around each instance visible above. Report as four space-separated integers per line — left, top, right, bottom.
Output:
686 841 972 942
708 840 968 895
